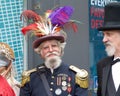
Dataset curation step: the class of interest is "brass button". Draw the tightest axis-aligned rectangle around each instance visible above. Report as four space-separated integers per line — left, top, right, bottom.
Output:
51 76 54 79
51 82 54 85
50 88 53 91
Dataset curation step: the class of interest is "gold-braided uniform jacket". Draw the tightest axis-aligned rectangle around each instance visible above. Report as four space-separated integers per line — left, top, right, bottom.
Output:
21 64 88 88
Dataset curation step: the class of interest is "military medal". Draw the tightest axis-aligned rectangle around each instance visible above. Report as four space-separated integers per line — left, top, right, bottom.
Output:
55 88 62 95
62 86 67 91
62 75 67 80
67 83 71 87
67 87 72 93
62 81 67 86
68 77 71 82
57 77 61 85
67 86 72 96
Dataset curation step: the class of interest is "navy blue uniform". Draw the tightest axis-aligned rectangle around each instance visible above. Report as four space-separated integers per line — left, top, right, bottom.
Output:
20 63 88 96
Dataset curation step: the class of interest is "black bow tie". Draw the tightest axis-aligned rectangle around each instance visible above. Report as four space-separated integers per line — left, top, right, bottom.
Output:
112 59 120 65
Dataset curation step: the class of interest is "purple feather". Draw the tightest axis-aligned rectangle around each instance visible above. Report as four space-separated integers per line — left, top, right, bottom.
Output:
49 6 74 26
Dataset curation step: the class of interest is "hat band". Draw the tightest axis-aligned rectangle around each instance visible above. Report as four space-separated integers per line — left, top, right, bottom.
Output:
104 22 120 27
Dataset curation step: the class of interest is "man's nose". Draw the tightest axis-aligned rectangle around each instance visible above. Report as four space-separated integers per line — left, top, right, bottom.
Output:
49 46 53 51
102 35 108 43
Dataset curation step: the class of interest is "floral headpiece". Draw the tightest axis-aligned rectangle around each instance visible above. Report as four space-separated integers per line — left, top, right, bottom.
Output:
0 42 14 60
20 6 79 48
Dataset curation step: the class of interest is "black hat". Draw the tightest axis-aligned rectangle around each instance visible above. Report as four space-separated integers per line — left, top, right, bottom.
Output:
98 2 120 31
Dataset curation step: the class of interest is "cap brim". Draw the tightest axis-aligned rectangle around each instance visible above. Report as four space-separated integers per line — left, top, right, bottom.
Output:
98 25 120 31
33 35 65 48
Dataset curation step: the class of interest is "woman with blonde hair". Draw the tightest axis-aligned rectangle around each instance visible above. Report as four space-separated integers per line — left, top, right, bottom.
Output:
0 42 20 96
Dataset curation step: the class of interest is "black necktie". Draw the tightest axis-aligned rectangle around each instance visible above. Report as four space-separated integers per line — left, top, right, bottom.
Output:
112 59 120 65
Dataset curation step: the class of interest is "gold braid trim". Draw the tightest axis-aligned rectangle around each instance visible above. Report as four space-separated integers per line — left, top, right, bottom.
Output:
75 72 89 88
69 65 89 88
21 68 37 87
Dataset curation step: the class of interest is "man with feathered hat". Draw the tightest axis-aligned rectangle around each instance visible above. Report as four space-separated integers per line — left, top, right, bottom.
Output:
0 42 20 96
20 6 88 96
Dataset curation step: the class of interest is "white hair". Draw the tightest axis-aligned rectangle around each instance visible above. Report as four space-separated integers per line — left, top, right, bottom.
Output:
34 41 66 56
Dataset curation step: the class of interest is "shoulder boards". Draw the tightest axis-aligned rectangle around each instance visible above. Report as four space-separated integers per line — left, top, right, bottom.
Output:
21 68 37 87
69 65 82 73
69 65 89 88
21 65 45 87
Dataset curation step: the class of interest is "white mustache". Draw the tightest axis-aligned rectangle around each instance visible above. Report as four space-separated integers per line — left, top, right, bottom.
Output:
45 51 60 57
104 42 112 47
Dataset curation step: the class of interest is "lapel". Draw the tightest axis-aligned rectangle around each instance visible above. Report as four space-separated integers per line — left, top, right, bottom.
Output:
116 85 120 96
102 57 113 96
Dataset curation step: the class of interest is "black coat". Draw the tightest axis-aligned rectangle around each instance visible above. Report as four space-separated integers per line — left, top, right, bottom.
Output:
20 63 88 96
97 56 113 96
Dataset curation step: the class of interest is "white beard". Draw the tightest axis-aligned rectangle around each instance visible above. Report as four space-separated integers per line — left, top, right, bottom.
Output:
44 55 62 70
105 42 115 56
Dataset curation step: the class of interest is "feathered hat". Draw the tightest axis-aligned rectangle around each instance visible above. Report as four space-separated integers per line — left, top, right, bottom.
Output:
20 6 79 49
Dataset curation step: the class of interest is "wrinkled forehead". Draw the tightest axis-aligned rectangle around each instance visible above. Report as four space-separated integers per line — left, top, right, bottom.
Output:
102 30 120 35
40 40 60 48
103 30 120 33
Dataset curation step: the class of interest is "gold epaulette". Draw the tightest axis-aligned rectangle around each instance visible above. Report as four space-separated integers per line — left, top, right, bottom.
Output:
21 68 37 87
69 65 89 88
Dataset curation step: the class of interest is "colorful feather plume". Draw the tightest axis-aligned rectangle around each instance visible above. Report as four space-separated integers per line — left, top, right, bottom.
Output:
21 23 38 35
20 6 80 37
49 6 74 26
20 10 42 23
63 20 83 32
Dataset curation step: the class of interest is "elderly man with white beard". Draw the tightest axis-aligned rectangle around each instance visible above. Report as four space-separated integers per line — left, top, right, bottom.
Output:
20 6 88 96
97 2 120 96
